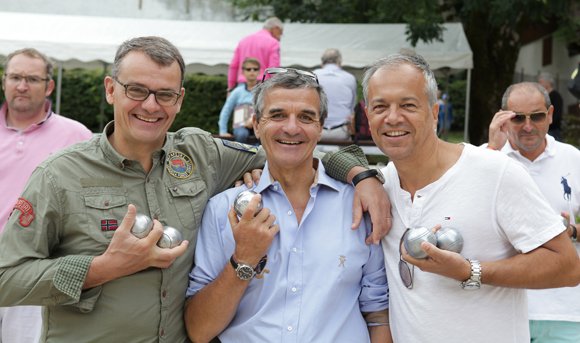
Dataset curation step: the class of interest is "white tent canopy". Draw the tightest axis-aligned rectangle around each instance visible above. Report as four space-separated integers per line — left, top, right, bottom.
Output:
0 11 473 141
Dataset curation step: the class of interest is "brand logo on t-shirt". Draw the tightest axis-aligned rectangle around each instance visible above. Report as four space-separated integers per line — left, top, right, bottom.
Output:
562 174 572 202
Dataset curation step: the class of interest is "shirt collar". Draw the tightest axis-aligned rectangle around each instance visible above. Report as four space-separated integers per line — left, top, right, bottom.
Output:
322 63 340 71
0 99 53 132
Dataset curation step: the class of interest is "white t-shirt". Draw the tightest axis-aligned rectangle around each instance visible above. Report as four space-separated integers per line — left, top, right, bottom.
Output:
501 135 580 322
381 143 564 343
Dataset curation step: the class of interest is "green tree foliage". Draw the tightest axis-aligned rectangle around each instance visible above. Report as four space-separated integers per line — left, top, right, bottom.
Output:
231 0 580 144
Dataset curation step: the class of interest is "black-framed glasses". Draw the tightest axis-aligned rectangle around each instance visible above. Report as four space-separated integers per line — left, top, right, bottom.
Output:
510 111 548 125
262 67 319 84
243 68 260 72
399 228 414 289
4 74 49 85
113 77 181 106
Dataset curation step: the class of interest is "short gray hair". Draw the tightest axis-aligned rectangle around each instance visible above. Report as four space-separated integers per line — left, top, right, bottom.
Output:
502 82 551 110
263 17 283 30
111 36 185 87
321 49 341 65
362 53 437 108
252 71 328 126
538 72 554 85
4 48 54 80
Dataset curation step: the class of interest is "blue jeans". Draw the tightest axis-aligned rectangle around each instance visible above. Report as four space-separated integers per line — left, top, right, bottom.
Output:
233 127 251 143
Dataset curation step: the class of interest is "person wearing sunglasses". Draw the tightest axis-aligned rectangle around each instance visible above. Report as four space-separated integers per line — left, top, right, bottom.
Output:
185 69 391 343
487 82 580 343
218 57 261 143
360 53 580 343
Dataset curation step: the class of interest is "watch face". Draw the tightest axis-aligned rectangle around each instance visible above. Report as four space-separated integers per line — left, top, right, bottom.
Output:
237 265 255 280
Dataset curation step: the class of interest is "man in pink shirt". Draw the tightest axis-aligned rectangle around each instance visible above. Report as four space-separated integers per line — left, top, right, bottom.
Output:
0 48 93 343
227 17 283 94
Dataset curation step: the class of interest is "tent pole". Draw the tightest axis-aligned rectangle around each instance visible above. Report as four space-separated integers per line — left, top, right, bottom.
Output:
56 61 63 114
99 62 108 133
463 69 472 143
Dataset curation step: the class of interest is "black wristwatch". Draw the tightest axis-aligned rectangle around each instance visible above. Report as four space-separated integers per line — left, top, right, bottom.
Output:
572 225 578 243
230 255 256 280
352 169 385 187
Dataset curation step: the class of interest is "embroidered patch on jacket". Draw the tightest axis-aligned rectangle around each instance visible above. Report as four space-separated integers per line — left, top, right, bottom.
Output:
101 219 118 231
221 139 258 154
11 198 35 226
166 151 194 179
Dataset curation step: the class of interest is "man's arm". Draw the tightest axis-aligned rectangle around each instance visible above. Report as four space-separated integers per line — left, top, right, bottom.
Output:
267 41 280 69
185 195 278 342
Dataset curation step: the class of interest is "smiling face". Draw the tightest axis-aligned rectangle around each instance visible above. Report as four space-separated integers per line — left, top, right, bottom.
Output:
105 51 184 155
253 86 322 173
366 64 438 162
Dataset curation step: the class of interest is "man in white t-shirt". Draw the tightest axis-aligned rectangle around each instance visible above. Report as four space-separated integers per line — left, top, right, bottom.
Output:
359 53 580 343
488 82 580 342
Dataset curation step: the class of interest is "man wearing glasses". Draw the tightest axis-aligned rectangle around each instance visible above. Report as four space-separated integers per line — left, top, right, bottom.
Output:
0 48 92 343
185 69 390 343
488 82 580 342
0 38 391 343
358 54 580 343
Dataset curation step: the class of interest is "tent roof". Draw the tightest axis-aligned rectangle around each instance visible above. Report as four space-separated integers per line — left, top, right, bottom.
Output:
0 11 472 70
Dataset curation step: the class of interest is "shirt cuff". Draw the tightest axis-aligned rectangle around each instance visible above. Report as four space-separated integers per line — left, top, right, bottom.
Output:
54 255 93 300
321 145 369 183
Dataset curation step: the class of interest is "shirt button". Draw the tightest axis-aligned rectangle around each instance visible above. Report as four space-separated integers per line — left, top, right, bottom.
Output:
118 163 123 169
154 215 159 220
287 326 292 331
273 186 278 190
160 330 164 336
293 248 297 252
147 177 150 183
173 187 178 191
162 291 166 297
104 202 109 206
18 141 23 145
288 211 292 216
292 287 297 292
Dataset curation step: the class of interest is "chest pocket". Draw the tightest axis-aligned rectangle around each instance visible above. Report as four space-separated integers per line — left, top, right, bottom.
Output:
167 180 207 231
84 194 127 243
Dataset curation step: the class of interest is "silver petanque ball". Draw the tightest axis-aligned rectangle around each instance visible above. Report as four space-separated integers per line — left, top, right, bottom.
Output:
562 215 569 229
234 190 263 217
404 226 437 259
436 227 464 254
131 213 154 239
157 226 183 249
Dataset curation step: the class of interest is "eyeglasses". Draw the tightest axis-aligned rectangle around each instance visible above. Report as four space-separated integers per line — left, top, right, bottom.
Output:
510 111 548 125
262 67 319 84
113 77 181 107
243 68 260 72
4 74 49 85
399 228 414 289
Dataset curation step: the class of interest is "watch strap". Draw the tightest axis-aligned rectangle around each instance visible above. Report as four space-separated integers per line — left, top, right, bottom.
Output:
352 169 379 187
461 259 482 290
572 225 578 242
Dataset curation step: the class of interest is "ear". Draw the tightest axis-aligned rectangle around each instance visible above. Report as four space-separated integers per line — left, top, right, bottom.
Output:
548 105 553 125
104 77 115 105
174 88 186 113
431 102 439 130
45 80 55 97
253 114 260 139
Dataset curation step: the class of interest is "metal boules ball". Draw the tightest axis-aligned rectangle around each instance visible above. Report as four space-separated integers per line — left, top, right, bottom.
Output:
561 215 569 229
131 213 154 238
404 226 437 259
157 226 183 249
234 190 263 217
436 227 464 254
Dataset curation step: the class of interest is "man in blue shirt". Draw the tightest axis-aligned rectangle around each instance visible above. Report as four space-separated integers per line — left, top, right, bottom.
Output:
313 49 358 140
185 69 390 343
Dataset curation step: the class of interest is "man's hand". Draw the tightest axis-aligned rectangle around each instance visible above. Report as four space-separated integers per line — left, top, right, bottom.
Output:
488 110 515 150
352 177 392 245
229 194 279 267
83 205 189 289
235 169 263 188
401 224 471 282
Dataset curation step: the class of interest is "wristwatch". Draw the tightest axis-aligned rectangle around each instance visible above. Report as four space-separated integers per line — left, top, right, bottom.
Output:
230 255 256 280
461 259 482 291
571 225 578 243
352 169 385 187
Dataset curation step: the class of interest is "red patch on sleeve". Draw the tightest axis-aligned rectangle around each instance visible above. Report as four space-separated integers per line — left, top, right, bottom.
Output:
12 198 35 226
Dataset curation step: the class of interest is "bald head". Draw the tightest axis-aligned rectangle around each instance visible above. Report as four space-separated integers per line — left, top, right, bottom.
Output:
502 82 551 111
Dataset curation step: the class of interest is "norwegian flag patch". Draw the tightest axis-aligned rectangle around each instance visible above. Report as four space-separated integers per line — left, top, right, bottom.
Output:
101 219 118 231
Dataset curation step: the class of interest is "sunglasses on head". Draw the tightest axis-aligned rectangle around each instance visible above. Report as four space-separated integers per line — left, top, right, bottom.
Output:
243 68 260 72
262 67 319 84
510 111 548 125
399 228 414 289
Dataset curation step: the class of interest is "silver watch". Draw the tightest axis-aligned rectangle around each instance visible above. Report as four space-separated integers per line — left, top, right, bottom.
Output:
461 259 481 291
230 255 256 280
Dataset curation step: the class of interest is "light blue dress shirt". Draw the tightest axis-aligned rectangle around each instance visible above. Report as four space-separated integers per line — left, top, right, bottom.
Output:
187 159 389 343
218 83 254 135
313 64 357 128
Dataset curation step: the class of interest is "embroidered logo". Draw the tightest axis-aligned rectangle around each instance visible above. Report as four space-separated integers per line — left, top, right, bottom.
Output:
101 219 118 231
221 139 259 154
445 217 451 220
11 198 35 226
562 174 572 202
166 151 193 179
338 255 346 268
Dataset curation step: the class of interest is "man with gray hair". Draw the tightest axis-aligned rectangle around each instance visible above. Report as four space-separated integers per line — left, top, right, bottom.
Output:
537 72 563 141
0 47 92 343
227 17 283 94
488 82 580 342
313 48 358 140
185 69 391 343
353 53 580 342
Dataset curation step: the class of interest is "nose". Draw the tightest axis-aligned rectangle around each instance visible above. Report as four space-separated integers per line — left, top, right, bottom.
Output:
522 117 534 132
141 92 161 113
384 107 404 126
282 114 301 135
16 78 29 91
